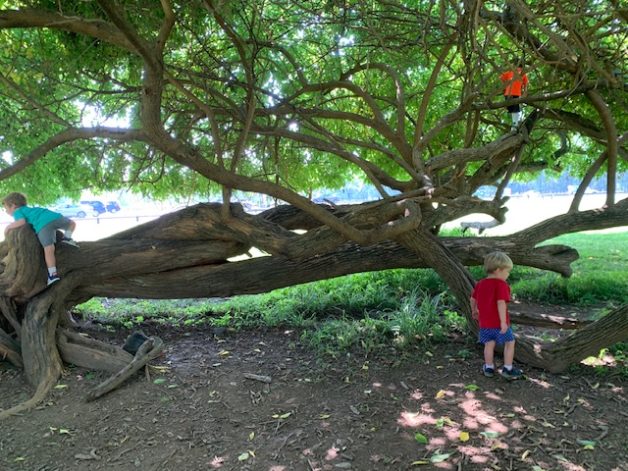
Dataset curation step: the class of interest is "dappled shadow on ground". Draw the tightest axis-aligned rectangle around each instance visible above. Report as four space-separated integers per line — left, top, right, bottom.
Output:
1 325 626 471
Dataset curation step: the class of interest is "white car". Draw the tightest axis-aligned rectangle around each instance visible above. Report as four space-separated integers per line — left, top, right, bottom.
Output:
52 203 99 218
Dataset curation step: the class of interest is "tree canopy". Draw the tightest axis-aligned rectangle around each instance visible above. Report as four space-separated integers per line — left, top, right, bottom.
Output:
0 0 625 204
0 0 627 415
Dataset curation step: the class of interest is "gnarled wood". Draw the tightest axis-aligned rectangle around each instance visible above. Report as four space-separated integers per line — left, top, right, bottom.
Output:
86 336 164 402
57 329 134 373
515 304 628 373
509 311 592 330
0 327 22 367
20 292 64 388
0 296 22 337
0 228 47 298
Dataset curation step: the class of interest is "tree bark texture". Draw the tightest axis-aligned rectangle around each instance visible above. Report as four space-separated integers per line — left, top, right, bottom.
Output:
0 198 627 414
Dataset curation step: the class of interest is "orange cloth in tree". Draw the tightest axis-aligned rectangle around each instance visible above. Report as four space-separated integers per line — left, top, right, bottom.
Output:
500 68 528 97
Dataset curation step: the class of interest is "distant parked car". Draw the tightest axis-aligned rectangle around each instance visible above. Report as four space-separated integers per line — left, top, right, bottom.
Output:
52 203 98 218
81 200 107 214
106 201 121 212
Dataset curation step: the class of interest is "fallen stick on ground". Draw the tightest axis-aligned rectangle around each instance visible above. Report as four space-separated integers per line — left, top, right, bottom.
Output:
243 373 272 383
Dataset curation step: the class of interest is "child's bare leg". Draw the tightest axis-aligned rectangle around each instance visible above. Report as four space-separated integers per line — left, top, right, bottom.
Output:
66 220 76 238
43 244 56 269
484 340 496 366
503 340 515 367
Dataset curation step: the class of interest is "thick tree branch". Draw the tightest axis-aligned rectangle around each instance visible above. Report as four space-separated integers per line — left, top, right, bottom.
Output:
0 8 135 51
586 90 618 206
0 128 145 182
95 0 161 72
512 197 628 245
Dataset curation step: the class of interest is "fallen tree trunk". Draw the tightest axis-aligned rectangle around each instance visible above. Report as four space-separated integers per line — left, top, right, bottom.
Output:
509 310 592 330
73 241 579 299
1 198 626 418
514 304 628 373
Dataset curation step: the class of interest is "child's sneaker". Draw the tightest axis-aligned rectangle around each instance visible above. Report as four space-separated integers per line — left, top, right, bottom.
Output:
500 366 523 380
61 237 80 248
47 273 60 286
483 365 495 377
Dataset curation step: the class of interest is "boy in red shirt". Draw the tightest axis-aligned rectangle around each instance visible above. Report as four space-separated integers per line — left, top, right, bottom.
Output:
470 251 523 380
500 62 528 131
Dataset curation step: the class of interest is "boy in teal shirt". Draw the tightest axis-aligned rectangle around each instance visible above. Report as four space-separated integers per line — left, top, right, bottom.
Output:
3 192 79 285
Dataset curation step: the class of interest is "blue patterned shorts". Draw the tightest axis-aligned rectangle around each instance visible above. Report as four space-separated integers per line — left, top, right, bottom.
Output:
479 327 515 345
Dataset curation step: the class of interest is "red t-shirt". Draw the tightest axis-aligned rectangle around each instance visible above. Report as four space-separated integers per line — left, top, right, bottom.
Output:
471 278 511 328
500 68 528 97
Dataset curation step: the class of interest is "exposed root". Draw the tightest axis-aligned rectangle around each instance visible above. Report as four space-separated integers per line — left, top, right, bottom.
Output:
0 375 57 420
86 336 164 402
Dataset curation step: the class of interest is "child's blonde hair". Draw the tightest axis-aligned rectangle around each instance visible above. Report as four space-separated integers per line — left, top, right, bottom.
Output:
2 192 27 208
483 251 513 273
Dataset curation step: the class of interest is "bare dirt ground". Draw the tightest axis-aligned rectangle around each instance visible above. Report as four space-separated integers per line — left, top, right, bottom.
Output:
1 307 627 471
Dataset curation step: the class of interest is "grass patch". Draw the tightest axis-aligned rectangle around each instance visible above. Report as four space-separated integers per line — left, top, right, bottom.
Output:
299 289 466 357
511 231 628 304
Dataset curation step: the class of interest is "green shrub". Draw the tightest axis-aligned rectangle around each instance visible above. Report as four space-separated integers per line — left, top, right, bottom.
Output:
300 290 465 356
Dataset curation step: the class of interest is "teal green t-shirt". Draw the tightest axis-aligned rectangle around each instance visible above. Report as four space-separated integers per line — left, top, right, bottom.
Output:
13 206 62 234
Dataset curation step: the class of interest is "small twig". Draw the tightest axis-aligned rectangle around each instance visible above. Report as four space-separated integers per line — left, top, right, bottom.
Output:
595 426 609 441
565 403 577 415
108 443 140 463
272 429 302 459
243 373 272 383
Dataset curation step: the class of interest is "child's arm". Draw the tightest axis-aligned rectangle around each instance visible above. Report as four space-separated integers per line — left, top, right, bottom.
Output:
497 300 508 333
470 297 479 320
4 218 26 235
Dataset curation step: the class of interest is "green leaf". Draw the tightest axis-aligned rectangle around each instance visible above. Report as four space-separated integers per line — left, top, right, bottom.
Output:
577 439 596 450
435 416 456 429
414 432 428 444
430 452 452 463
237 452 250 461
464 383 479 391
153 378 166 384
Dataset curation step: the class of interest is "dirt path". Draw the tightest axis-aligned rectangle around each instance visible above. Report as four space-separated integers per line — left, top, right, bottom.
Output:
1 326 626 471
